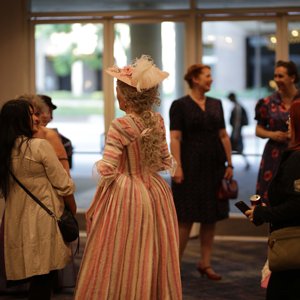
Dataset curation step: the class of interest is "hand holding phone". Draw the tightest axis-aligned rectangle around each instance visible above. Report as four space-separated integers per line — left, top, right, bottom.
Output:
235 200 251 215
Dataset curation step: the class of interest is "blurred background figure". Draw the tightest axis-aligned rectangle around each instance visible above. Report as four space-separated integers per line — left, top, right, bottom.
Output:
228 92 250 170
39 94 74 169
255 60 300 204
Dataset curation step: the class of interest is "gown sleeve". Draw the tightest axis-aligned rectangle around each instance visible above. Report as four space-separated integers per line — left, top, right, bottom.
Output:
94 118 138 181
158 113 177 176
86 118 138 231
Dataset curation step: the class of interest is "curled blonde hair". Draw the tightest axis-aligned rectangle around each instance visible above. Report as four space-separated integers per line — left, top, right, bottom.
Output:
117 79 160 113
117 80 163 171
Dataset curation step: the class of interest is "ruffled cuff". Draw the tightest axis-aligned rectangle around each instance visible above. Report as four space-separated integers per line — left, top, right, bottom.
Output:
168 155 178 177
160 154 178 177
92 159 118 187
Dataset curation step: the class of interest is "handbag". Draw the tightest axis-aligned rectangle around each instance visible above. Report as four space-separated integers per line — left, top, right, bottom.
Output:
268 226 300 272
217 178 238 201
10 172 79 244
57 208 79 243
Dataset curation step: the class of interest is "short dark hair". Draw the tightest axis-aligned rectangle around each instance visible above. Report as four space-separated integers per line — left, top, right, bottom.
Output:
38 94 57 110
276 60 299 83
227 92 236 102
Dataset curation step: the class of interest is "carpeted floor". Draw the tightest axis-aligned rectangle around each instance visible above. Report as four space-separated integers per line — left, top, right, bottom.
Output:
0 234 268 300
181 237 267 300
0 154 268 299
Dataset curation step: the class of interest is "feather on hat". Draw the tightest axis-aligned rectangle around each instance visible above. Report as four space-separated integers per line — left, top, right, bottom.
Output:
106 55 169 92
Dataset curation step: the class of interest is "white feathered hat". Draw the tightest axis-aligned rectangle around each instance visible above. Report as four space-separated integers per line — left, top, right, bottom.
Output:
106 55 169 92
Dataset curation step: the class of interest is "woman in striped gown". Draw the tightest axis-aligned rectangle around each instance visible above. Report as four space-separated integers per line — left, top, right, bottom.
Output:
75 55 182 300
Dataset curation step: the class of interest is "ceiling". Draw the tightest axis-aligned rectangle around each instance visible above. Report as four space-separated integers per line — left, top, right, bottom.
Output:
29 0 300 13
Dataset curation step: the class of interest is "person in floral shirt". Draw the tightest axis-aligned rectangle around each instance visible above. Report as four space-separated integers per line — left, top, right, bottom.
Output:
255 60 300 204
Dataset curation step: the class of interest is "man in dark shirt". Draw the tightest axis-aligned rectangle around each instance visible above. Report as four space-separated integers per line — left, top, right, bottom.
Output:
228 92 250 170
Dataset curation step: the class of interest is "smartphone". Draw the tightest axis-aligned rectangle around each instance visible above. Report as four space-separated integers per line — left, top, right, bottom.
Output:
235 201 251 215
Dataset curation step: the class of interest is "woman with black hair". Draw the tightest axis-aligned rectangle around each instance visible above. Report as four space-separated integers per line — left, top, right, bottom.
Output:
0 99 75 300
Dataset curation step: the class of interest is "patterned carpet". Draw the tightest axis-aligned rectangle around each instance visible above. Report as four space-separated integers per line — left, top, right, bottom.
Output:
181 237 267 300
0 235 267 300
0 155 268 299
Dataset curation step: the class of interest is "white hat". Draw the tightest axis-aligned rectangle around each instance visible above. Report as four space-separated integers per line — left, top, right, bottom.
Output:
106 55 169 92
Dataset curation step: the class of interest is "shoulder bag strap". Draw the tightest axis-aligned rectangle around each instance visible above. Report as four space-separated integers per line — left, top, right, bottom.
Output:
9 171 58 220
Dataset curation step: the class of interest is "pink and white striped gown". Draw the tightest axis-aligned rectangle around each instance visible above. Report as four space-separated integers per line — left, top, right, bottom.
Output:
75 113 182 300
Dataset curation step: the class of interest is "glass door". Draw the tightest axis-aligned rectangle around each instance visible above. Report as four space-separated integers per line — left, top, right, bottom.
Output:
201 20 277 155
113 21 186 136
201 20 277 210
288 20 300 70
35 23 104 208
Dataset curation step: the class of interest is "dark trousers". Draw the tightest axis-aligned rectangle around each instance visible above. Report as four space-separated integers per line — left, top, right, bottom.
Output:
28 272 54 300
267 270 300 300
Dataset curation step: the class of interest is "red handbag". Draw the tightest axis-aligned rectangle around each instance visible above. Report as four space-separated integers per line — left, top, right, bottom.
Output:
217 178 238 201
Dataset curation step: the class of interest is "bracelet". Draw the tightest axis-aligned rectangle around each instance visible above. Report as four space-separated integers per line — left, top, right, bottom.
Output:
227 164 234 169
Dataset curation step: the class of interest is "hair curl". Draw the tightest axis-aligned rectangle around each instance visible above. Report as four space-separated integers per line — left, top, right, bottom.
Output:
117 80 163 171
117 79 160 113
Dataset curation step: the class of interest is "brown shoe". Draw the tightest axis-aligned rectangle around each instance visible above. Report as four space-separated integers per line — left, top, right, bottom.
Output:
196 265 222 281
